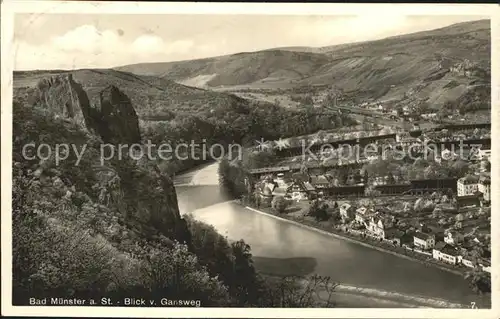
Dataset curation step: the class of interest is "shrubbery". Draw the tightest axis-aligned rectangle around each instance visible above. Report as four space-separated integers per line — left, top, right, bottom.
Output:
12 101 335 307
308 200 330 221
271 196 290 214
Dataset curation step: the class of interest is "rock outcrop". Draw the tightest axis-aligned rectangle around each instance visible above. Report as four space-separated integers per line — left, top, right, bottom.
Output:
90 85 141 144
29 74 190 246
32 74 141 144
31 74 92 127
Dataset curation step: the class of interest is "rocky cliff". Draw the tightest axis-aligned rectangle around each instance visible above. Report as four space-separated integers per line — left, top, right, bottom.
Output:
31 74 141 144
28 74 190 245
32 73 91 125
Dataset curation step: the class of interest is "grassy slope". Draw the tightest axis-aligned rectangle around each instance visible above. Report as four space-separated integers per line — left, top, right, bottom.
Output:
116 50 332 87
115 19 490 109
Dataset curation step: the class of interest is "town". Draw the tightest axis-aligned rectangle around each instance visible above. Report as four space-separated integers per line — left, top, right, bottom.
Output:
9 11 493 311
246 120 491 276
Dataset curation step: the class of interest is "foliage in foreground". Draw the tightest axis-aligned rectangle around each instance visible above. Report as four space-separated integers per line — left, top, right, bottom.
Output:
12 102 337 307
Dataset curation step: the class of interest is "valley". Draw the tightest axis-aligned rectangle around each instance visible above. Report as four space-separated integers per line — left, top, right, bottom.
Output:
11 18 492 309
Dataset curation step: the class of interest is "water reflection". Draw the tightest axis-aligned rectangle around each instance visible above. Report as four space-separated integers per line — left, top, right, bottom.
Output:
175 185 490 307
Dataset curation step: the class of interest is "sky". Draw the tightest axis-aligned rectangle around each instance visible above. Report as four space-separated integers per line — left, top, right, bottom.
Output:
13 14 488 70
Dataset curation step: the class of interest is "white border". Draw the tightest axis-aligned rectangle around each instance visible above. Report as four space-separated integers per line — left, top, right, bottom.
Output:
1 1 499 318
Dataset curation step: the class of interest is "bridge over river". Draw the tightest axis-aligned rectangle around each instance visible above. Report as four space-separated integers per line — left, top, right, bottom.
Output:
173 162 490 308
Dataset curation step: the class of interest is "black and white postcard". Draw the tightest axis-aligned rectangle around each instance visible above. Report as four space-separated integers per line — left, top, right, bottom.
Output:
1 2 498 318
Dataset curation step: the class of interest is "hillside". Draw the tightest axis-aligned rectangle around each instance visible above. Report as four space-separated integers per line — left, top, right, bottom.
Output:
14 68 355 177
116 19 491 109
13 68 249 118
116 50 332 88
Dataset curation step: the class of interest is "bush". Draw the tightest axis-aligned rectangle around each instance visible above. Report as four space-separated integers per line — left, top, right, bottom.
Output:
465 270 491 295
218 159 247 199
272 196 290 214
308 200 330 221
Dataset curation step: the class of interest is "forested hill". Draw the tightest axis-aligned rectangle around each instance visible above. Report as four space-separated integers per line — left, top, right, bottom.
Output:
12 74 336 307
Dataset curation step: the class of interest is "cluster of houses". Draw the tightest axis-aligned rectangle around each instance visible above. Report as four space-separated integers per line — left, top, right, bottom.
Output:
414 227 490 272
397 128 490 145
447 59 487 78
250 168 491 272
253 169 369 205
337 202 490 272
254 172 318 204
424 128 491 142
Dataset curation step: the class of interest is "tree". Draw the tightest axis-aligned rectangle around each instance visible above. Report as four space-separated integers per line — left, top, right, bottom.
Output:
244 149 277 169
465 270 491 295
414 198 434 212
272 196 290 214
308 200 329 221
219 159 246 199
450 160 470 177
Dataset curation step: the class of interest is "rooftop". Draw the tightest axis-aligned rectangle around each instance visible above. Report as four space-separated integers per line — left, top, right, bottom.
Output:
414 232 434 241
250 166 290 174
340 203 352 210
479 175 491 185
356 207 374 216
303 182 316 192
439 244 460 257
458 175 479 184
310 175 331 185
434 241 446 250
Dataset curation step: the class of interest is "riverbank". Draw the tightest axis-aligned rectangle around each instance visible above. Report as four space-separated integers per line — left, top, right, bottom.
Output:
243 204 465 276
260 272 467 308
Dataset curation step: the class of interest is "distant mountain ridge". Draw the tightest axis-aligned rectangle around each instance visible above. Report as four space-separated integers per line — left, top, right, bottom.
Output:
115 19 490 108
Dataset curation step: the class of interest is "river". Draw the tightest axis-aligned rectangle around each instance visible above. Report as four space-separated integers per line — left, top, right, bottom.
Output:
174 163 490 308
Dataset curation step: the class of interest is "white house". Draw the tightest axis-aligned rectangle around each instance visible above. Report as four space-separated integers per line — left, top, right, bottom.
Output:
433 242 461 265
461 258 476 268
413 232 436 250
457 175 479 196
366 216 393 239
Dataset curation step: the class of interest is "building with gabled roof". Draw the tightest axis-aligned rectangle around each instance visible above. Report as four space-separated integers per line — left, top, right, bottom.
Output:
444 230 464 246
413 231 436 250
478 174 491 202
355 206 374 224
310 174 331 189
432 242 461 265
366 215 394 239
457 174 479 196
287 180 317 201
